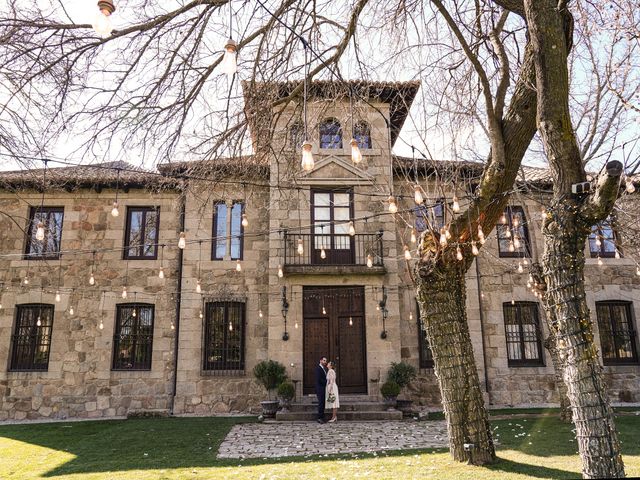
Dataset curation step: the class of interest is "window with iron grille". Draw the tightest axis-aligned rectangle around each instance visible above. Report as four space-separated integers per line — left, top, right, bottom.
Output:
124 207 160 259
319 118 342 149
212 202 244 260
497 206 531 258
203 302 245 372
353 121 372 149
416 302 434 368
414 200 445 233
112 304 154 370
596 301 638 364
503 302 544 366
10 304 54 371
589 217 619 258
25 207 64 259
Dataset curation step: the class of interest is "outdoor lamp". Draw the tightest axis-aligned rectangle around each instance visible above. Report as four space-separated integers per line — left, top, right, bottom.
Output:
414 185 424 205
301 141 314 171
222 38 238 77
350 138 362 164
93 0 115 38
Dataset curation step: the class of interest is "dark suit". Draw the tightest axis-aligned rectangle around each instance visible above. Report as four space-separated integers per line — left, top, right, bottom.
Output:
315 364 327 421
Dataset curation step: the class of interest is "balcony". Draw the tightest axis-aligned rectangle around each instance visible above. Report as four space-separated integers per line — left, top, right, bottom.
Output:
283 232 385 275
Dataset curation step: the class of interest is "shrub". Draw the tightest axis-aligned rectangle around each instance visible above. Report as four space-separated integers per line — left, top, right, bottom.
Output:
380 380 401 398
387 362 417 390
277 381 295 401
253 360 287 398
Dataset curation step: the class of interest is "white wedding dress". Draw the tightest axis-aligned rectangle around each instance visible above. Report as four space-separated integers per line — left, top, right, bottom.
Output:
325 369 340 408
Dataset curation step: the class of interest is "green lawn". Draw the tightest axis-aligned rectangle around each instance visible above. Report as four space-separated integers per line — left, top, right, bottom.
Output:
0 414 639 480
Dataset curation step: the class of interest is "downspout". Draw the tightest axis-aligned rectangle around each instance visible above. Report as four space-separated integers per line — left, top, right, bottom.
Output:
475 256 491 401
169 182 187 415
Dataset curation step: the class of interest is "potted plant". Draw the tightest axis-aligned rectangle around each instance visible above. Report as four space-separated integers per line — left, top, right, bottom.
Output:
253 360 287 418
387 362 417 415
277 381 295 412
380 380 400 411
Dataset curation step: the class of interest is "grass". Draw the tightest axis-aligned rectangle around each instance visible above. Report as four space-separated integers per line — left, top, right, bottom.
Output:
0 413 638 479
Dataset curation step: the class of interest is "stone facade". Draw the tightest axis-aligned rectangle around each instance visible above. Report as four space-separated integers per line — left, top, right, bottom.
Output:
0 81 639 421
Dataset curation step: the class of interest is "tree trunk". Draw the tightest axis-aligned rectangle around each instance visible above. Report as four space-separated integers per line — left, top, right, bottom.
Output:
416 264 495 465
544 333 571 423
541 208 624 478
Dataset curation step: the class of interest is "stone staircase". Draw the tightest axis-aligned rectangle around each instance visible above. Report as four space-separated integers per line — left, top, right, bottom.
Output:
275 396 403 421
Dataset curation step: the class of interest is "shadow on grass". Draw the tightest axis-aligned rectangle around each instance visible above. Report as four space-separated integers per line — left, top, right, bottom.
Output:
0 415 637 478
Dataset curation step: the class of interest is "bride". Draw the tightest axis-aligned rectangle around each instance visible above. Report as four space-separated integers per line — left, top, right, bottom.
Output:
325 361 340 422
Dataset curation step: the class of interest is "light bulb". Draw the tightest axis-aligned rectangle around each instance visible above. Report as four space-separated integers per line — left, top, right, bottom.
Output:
471 242 479 256
89 273 95 285
349 317 353 326
178 232 186 249
111 201 119 217
527 280 532 288
513 217 519 227
509 241 515 252
278 264 284 278
452 197 460 213
236 260 242 272
350 139 362 164
366 254 373 268
259 309 263 319
159 267 165 279
294 321 299 329
69 306 74 316
636 266 640 276
615 250 620 259
404 246 411 260
320 247 326 259
598 256 603 266
626 178 635 194
55 291 61 303
121 287 127 299
196 280 202 294
35 222 45 241
505 229 512 238
348 221 356 236
23 277 29 285
500 214 507 224
541 208 547 220
409 312 413 321
322 306 326 315
301 142 314 171
513 237 521 249
228 322 233 331
445 227 451 240
132 308 136 318
517 262 524 273
222 38 238 77
376 304 380 311
439 228 448 247
92 7 113 39
171 322 175 330
414 185 424 205
523 258 529 265
478 226 485 245
388 196 398 214
410 228 417 244
99 321 104 330
297 238 304 256
595 236 602 247
456 247 463 261
36 316 41 327
241 214 249 228
511 299 515 305
199 310 203 319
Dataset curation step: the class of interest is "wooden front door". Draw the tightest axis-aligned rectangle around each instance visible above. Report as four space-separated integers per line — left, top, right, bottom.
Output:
303 286 367 395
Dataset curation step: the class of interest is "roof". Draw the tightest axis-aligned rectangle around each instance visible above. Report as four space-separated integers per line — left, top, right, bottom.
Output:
242 80 421 147
158 156 269 179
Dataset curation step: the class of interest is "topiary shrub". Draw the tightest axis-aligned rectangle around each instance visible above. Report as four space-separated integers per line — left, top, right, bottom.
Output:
380 380 401 398
387 362 417 390
277 381 295 401
253 360 287 399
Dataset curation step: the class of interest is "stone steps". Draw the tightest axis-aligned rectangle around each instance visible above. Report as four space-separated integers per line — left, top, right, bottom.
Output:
275 409 403 421
286 402 389 412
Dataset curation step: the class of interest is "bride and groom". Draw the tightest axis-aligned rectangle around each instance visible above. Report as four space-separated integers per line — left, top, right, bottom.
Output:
315 356 340 423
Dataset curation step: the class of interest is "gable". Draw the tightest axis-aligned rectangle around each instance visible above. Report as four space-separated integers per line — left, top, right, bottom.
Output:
298 155 373 186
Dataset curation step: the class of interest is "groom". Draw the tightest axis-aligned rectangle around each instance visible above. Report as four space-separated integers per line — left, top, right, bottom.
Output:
315 356 328 423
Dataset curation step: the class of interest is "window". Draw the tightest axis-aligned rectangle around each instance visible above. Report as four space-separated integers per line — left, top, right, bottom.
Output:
124 207 160 259
10 304 54 371
289 122 304 149
319 118 342 149
212 202 244 260
589 217 619 258
353 121 372 149
414 200 445 233
312 190 353 263
503 302 544 366
25 207 64 259
497 206 531 258
596 301 638 364
112 304 154 370
203 302 245 371
416 302 434 368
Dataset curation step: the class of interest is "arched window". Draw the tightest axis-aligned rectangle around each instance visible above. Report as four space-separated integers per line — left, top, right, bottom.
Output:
319 118 342 149
353 121 372 149
289 122 304 149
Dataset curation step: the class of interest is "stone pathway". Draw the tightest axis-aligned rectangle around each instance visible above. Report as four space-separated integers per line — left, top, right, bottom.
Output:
217 420 449 459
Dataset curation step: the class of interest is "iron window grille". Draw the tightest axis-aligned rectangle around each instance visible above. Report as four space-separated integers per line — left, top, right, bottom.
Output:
596 301 638 364
319 117 343 149
124 207 160 259
503 302 544 366
25 207 64 260
589 217 620 258
497 206 531 258
203 301 246 373
212 202 244 260
414 200 445 233
112 303 155 370
416 301 434 368
10 304 54 371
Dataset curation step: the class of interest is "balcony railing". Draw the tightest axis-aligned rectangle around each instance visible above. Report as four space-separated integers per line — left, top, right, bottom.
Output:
284 232 384 267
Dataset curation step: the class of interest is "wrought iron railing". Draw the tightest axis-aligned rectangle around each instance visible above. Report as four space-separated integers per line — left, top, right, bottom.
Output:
283 232 384 267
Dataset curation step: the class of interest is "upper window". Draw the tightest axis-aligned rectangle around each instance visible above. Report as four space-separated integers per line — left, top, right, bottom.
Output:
353 121 372 149
112 304 154 370
212 202 244 260
25 207 64 259
415 200 445 233
596 301 638 364
503 302 544 366
319 118 342 149
10 304 54 371
497 206 531 258
124 207 159 259
203 301 245 372
589 217 619 258
289 122 304 149
416 302 434 368
312 190 353 256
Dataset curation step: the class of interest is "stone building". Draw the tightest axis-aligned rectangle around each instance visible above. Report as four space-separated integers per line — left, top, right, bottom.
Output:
0 80 639 421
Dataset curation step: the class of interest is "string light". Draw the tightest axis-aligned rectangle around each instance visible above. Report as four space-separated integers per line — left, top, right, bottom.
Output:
404 246 411 260
513 237 521 249
517 262 523 273
55 291 61 303
477 226 485 245
159 267 165 279
23 276 29 285
387 196 398 214
414 185 424 205
366 254 373 268
294 321 299 329
121 286 127 299
69 305 74 316
350 139 362 164
36 315 41 327
236 260 242 272
523 258 529 266
259 309 263 319
111 201 119 218
241 213 249 228
35 222 45 241
509 241 515 252
301 142 314 171
222 38 238 78
598 256 603 266
348 221 356 236
99 320 104 330
626 177 636 194
439 228 448 247
178 232 186 249
636 265 640 276
500 213 507 224
228 320 233 331
615 250 621 259
297 237 304 256
196 280 202 294
456 246 463 261
349 317 353 326
410 228 417 244
444 227 451 240
278 264 284 278
409 311 413 321
320 247 326 259
471 242 479 256
93 0 115 38
452 196 460 213
505 229 512 238
170 321 175 330
199 310 203 319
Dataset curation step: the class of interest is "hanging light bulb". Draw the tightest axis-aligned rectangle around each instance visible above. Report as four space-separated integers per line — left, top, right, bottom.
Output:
241 213 249 228
445 227 452 240
278 264 284 278
69 306 74 316
320 247 326 259
511 299 515 305
477 226 485 245
526 280 532 288
159 267 165 279
439 228 448 247
505 229 512 238
348 221 356 236
350 138 362 164
523 258 529 266
89 273 95 285
517 262 524 273
322 306 327 315
55 291 61 303
513 237 521 249
410 228 417 244
404 246 412 260
196 280 202 294
259 309 263 319
178 232 186 249
301 141 315 172
595 236 602 247
636 265 640 276
236 260 242 272
387 196 398 214
35 221 45 241
471 242 479 256
23 276 29 285
452 196 460 213
349 317 353 326
626 177 636 194
615 250 621 259
228 321 233 332
132 307 136 318
508 241 515 252
221 38 238 78
121 287 127 299
294 321 299 329
598 256 603 266
500 213 507 224
111 201 119 217
409 311 413 321
414 185 424 205
366 254 373 268
513 216 519 227
199 310 203 319
456 246 463 261
36 316 42 327
297 237 304 256
171 321 175 330
541 208 547 221
93 0 115 38
99 320 104 330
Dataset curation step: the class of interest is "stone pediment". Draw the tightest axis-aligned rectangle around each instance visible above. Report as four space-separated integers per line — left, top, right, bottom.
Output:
298 154 373 186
